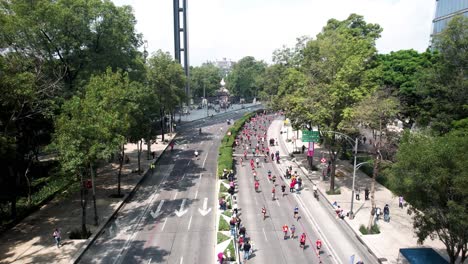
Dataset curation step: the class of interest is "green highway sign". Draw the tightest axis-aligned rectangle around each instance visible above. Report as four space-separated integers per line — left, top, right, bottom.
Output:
302 130 320 143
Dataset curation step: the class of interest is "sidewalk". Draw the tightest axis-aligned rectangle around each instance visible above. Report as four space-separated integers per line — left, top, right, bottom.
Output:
0 134 174 264
276 122 447 263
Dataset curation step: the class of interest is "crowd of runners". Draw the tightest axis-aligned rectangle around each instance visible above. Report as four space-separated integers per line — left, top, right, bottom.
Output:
217 111 325 263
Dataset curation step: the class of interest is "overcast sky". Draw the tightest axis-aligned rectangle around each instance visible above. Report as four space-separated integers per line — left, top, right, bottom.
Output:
112 0 436 66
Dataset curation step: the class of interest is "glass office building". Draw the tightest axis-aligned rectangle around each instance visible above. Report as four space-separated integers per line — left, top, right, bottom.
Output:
432 0 468 36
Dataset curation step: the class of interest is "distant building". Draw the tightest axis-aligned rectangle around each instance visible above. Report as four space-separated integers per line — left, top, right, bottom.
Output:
431 0 468 45
215 58 234 77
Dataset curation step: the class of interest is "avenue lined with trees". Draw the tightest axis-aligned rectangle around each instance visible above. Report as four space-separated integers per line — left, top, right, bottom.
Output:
0 0 466 262
223 14 467 264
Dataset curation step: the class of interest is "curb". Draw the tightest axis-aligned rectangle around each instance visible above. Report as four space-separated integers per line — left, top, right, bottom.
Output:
71 137 175 263
278 129 382 263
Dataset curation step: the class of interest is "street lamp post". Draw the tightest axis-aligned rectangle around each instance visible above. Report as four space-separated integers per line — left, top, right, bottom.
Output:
349 160 371 219
321 131 361 219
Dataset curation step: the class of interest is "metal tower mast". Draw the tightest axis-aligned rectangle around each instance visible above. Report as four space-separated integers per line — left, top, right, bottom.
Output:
173 0 190 101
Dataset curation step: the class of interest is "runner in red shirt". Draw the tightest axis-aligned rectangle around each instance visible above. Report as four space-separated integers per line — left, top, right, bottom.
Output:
300 233 306 249
316 238 322 251
282 224 289 239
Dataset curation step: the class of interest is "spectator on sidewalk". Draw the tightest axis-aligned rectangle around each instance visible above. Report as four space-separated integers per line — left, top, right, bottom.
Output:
233 203 238 216
219 198 227 210
365 187 370 200
229 217 236 236
238 236 244 251
236 216 242 230
375 207 381 224
399 196 404 208
239 226 246 238
243 240 252 261
53 228 61 248
384 204 390 222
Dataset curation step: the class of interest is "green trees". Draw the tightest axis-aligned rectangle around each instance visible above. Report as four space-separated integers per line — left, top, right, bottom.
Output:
350 90 400 230
298 14 382 192
416 16 468 134
190 62 224 99
388 132 468 263
146 50 186 141
226 56 266 99
378 50 434 128
0 0 142 93
53 69 138 232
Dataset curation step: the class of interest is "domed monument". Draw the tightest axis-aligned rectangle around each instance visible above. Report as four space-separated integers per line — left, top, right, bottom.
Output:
216 78 230 109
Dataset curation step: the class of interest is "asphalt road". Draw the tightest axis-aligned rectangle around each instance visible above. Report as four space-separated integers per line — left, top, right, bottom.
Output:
78 106 261 264
233 115 378 264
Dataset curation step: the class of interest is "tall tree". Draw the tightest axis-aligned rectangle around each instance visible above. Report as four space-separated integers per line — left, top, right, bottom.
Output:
226 56 266 99
0 0 142 94
388 132 468 264
299 14 382 192
190 62 223 99
416 16 468 134
147 50 186 141
349 89 399 230
54 69 137 229
0 53 58 219
378 50 434 128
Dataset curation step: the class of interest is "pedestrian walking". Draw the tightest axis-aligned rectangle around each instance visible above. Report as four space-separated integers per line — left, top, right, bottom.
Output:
290 181 295 193
355 188 360 200
375 207 381 224
384 204 390 222
281 184 286 197
53 228 61 248
365 187 370 200
399 196 404 208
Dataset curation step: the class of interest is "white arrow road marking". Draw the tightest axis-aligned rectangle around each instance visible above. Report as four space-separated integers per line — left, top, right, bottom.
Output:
175 198 188 217
150 200 165 219
180 257 183 264
198 197 212 216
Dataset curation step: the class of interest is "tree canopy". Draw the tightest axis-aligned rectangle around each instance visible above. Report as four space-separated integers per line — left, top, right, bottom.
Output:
190 62 223 99
226 56 266 99
388 131 468 263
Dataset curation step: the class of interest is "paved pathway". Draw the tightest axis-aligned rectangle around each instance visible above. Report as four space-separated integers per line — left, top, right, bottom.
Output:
277 121 448 263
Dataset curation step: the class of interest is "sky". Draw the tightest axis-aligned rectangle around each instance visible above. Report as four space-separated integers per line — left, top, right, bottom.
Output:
112 0 436 66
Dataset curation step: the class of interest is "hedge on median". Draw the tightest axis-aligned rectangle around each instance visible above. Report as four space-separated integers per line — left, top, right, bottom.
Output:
217 111 260 177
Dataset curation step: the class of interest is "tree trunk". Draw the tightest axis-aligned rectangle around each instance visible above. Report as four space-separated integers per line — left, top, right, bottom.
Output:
117 144 124 196
146 137 151 160
80 171 88 236
160 107 165 142
8 165 17 219
137 140 142 175
89 163 99 226
368 120 383 231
